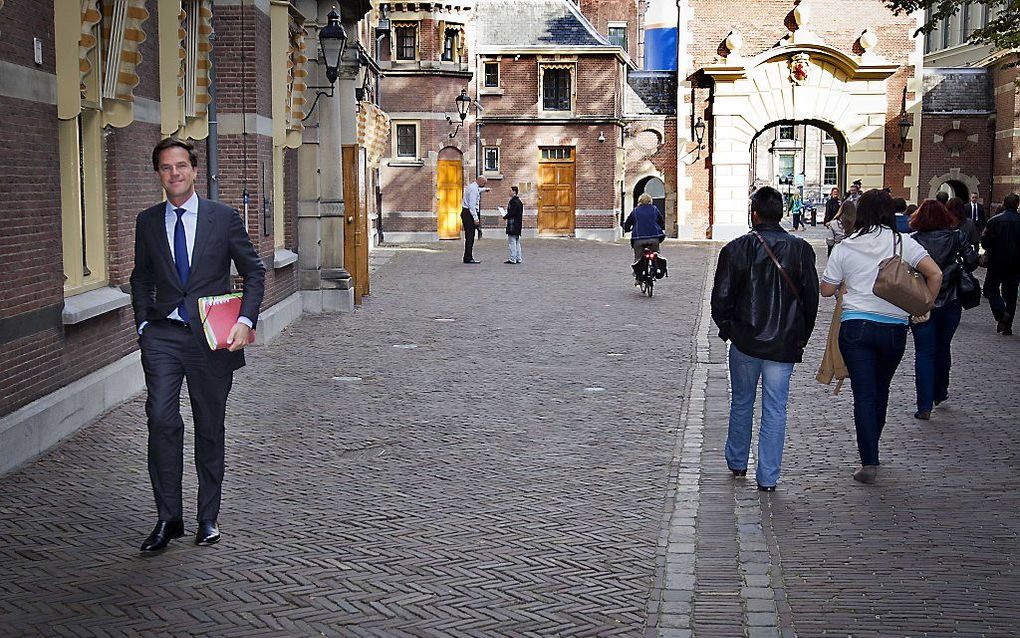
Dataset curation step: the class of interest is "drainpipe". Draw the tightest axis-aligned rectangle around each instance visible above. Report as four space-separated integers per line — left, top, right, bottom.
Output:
206 24 220 201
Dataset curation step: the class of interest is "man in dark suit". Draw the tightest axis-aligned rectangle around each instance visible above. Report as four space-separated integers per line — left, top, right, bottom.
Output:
130 138 265 552
968 192 986 231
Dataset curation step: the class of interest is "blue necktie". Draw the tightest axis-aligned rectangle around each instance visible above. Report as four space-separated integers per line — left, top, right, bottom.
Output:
173 208 190 322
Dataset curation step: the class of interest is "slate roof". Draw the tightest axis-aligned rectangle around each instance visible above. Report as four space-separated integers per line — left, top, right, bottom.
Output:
626 71 677 115
474 0 613 49
922 69 994 114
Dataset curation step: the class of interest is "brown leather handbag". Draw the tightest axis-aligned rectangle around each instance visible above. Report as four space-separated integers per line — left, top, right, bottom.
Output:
872 232 933 316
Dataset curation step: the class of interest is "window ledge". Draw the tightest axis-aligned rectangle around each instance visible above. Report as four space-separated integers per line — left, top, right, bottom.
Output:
62 287 132 325
388 159 425 167
483 173 504 180
480 88 504 96
274 248 298 269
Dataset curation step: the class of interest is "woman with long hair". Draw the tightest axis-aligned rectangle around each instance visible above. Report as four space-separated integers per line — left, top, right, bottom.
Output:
820 190 942 484
824 199 857 256
909 200 979 419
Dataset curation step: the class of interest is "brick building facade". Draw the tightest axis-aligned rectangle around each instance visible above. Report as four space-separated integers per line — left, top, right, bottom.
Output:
0 0 379 473
377 0 663 243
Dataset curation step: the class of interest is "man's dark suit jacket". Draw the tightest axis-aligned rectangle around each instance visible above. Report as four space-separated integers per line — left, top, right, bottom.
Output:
130 197 266 371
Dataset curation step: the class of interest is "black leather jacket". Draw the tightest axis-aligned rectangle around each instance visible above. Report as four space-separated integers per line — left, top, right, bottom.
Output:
982 209 1020 272
911 229 978 308
711 223 820 363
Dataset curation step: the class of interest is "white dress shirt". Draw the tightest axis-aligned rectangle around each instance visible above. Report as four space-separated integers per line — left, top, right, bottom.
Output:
138 192 251 334
971 202 980 222
463 182 482 223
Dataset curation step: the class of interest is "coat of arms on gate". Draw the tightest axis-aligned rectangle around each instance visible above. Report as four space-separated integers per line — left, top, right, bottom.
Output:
789 53 811 85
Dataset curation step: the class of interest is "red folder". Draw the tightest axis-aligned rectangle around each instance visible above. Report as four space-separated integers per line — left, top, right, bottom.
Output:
197 293 255 350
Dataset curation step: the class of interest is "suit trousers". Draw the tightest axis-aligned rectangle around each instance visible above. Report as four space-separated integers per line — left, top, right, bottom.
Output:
986 269 1019 325
140 320 233 522
461 209 477 262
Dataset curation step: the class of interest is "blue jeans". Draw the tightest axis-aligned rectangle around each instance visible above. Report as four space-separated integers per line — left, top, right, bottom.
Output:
910 303 962 412
725 345 795 487
839 320 908 466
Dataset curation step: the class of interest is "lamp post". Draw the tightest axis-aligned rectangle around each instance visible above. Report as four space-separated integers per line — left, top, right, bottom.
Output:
897 112 911 159
302 7 348 121
446 88 471 138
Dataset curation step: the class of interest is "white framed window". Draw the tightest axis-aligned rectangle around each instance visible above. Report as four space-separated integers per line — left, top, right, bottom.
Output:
483 146 499 173
393 121 419 159
777 154 795 180
607 22 627 50
823 155 838 185
483 61 499 88
540 64 573 112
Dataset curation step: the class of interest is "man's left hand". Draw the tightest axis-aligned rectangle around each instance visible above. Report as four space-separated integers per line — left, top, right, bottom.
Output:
227 322 252 352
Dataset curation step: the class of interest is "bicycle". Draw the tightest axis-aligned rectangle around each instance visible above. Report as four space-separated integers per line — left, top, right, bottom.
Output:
633 247 667 297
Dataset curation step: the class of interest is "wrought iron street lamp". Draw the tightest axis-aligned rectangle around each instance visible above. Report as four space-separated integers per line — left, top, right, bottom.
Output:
302 7 348 120
446 89 472 138
897 113 912 158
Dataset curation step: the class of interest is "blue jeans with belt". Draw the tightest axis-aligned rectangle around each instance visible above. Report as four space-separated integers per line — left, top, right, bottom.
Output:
725 345 795 487
910 303 962 412
839 319 908 466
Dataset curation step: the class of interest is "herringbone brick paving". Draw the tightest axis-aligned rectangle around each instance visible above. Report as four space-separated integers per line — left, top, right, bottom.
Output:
0 238 707 637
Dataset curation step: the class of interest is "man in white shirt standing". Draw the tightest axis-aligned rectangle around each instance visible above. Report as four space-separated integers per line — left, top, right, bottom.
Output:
461 175 488 263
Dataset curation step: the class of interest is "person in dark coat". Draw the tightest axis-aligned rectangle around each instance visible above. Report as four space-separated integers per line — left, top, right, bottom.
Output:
712 186 819 491
982 193 1020 335
623 193 665 261
504 186 524 264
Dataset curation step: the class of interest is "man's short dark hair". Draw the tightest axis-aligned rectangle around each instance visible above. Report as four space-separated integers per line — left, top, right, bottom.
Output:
511 186 519 194
935 191 949 204
892 197 907 213
152 138 198 172
1004 193 1020 210
852 179 862 187
750 186 784 223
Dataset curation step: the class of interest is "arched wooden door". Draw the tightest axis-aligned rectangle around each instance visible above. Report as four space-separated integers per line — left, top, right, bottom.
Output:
437 151 463 240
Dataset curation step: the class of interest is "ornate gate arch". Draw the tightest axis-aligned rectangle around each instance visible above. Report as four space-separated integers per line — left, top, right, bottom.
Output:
703 40 900 240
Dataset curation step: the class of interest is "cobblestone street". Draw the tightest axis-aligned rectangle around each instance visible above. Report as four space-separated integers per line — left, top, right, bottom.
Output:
2 234 1019 637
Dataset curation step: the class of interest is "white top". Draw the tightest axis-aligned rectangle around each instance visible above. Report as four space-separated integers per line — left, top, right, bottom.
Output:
463 182 482 221
822 226 930 320
163 193 199 322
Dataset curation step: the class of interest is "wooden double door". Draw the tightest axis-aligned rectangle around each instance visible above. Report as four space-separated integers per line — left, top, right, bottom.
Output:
538 147 576 235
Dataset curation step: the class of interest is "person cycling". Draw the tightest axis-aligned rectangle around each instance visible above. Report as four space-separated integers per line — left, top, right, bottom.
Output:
623 193 666 264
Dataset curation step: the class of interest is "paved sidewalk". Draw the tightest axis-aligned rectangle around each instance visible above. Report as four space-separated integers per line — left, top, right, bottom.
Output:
2 234 1019 637
0 238 709 637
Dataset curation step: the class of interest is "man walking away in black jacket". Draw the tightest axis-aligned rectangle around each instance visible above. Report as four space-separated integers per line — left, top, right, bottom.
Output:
711 186 819 491
982 192 1020 335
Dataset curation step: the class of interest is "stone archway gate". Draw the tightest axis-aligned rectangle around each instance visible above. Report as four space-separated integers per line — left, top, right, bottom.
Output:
703 41 900 240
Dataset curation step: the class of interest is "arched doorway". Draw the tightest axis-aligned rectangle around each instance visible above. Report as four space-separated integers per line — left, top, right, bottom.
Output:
437 147 463 240
937 180 970 200
634 176 667 220
750 120 847 220
703 43 903 240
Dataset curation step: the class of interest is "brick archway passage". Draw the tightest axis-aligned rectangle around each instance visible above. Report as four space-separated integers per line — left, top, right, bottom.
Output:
704 44 898 240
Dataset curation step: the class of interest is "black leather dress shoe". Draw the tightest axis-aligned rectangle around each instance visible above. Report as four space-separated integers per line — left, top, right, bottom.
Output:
757 483 776 492
140 520 184 552
195 520 220 546
729 467 747 478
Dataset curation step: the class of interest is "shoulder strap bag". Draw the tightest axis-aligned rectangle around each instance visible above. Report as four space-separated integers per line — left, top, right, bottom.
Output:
872 231 933 316
955 230 982 310
752 231 802 303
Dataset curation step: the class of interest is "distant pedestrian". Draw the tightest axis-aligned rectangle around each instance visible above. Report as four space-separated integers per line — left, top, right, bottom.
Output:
946 197 980 252
982 193 1020 335
711 186 819 491
935 190 949 205
846 179 863 203
462 175 488 264
824 199 856 256
967 192 986 231
908 199 978 419
821 189 942 485
893 198 910 233
824 187 841 225
623 193 665 262
131 138 266 552
503 186 524 264
789 192 805 231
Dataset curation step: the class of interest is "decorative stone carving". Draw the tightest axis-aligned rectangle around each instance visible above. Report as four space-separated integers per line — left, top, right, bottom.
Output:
788 52 811 85
725 30 744 59
792 2 809 29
